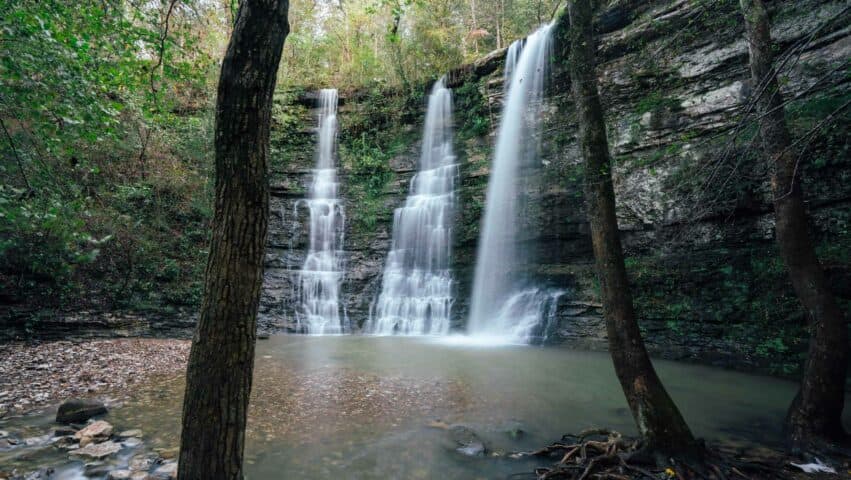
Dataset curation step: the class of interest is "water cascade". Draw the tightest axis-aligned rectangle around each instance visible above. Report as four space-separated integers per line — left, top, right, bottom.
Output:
295 89 347 334
367 77 457 335
467 24 559 343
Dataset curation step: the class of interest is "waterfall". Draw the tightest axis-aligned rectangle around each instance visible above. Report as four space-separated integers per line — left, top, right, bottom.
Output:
295 89 347 334
367 77 457 335
468 23 558 343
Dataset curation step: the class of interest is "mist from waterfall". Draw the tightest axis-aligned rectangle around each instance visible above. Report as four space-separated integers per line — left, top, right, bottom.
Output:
467 23 558 343
295 88 347 334
366 77 457 335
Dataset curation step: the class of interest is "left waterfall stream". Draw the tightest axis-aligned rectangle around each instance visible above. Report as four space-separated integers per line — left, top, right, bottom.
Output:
293 88 348 334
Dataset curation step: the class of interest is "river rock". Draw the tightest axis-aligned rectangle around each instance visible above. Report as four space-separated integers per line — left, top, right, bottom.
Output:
23 434 52 446
75 420 113 446
122 437 143 448
69 440 121 459
85 462 113 477
54 435 78 449
449 425 487 457
155 446 179 460
54 426 77 436
56 398 107 424
153 461 178 479
128 453 156 470
107 470 132 480
117 429 142 439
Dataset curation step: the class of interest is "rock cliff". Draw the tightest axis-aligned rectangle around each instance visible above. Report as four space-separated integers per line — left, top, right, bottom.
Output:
261 0 850 376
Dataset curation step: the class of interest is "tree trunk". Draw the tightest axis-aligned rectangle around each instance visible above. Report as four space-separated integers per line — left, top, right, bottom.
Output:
177 1 289 479
740 0 849 450
565 0 702 462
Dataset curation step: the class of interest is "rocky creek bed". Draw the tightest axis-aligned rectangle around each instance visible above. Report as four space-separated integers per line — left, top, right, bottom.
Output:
0 339 190 416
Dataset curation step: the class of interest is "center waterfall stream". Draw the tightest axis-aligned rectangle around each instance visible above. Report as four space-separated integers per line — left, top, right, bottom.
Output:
5 336 847 480
367 77 457 336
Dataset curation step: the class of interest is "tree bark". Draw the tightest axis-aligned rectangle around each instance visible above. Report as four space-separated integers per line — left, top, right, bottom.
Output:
740 0 849 450
177 1 289 479
565 0 702 462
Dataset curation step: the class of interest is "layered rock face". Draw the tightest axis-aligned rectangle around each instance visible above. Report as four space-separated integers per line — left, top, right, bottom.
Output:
261 0 850 375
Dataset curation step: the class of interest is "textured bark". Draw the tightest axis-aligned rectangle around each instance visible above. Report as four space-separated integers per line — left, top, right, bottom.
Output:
565 0 701 461
740 0 849 449
177 1 289 479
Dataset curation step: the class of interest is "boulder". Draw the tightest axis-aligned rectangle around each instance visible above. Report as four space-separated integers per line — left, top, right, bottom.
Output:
68 440 121 460
56 399 107 424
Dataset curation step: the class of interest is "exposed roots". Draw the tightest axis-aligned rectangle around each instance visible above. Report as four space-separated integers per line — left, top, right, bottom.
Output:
510 430 811 480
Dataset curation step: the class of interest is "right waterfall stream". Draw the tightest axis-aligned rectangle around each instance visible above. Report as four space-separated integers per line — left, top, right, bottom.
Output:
468 23 563 344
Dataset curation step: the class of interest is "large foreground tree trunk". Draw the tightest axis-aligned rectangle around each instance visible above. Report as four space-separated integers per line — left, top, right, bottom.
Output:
740 0 848 450
177 1 289 479
565 0 702 462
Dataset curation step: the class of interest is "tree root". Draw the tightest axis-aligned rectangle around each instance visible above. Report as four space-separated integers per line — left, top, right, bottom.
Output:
511 430 804 480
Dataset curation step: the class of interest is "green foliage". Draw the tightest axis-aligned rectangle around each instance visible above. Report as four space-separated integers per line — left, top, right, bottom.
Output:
635 91 681 115
278 0 562 90
0 187 101 298
0 0 220 315
626 245 812 377
454 80 491 139
344 133 394 199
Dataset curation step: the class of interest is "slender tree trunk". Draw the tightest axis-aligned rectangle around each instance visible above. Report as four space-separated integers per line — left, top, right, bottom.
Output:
497 0 504 49
565 0 701 461
177 1 289 479
471 0 479 55
740 0 849 450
